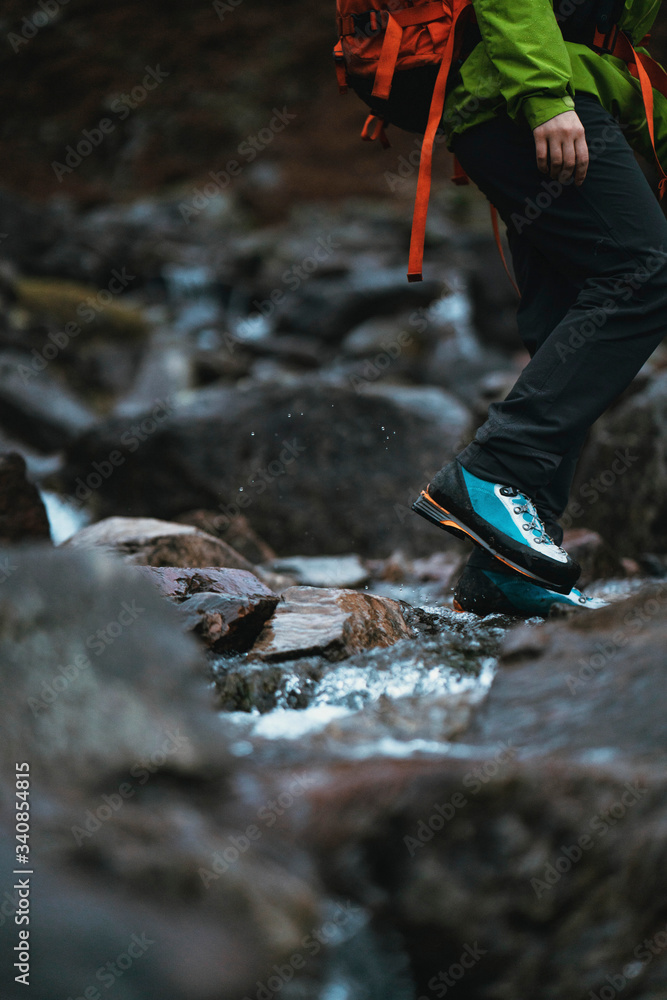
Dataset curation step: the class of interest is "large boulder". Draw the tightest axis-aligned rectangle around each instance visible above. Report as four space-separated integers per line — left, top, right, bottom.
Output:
175 510 277 565
567 371 667 558
0 349 97 450
273 585 667 999
63 515 255 570
0 546 322 1000
62 382 472 557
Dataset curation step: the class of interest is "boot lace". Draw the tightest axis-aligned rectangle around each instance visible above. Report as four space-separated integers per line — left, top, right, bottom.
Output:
499 486 564 550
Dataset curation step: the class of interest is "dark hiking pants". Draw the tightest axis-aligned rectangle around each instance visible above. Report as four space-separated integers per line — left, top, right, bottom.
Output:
450 92 667 545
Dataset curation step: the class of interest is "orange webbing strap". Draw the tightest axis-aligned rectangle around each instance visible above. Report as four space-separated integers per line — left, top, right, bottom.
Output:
636 58 667 197
451 154 469 185
333 40 348 94
372 13 404 99
635 47 667 96
372 1 458 100
490 205 520 297
596 29 667 198
407 10 463 281
361 113 391 147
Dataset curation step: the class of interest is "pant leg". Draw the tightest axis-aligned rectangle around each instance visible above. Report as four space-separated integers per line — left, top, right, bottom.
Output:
451 92 667 497
504 227 586 538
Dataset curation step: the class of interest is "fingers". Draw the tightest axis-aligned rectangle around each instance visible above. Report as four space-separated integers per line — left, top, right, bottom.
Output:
573 133 589 186
534 131 548 176
533 111 589 187
551 136 577 184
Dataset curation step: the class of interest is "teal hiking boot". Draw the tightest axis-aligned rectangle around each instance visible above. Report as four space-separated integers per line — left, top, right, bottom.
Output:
412 460 580 594
452 562 608 617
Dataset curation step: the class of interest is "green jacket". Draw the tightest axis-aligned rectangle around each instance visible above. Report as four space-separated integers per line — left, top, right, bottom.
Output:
443 0 667 165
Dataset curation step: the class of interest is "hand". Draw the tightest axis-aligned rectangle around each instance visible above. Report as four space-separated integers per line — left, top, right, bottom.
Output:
532 110 589 186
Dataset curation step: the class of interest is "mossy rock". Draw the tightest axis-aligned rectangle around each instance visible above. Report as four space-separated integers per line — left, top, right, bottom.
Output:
15 277 149 338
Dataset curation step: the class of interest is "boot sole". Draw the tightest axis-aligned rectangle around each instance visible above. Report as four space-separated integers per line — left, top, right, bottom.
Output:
412 490 572 594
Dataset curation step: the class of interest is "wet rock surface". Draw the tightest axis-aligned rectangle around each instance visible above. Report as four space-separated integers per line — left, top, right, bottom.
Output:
139 566 279 653
211 606 503 731
264 588 667 1000
250 586 414 663
63 515 256 571
0 546 324 1000
465 583 667 761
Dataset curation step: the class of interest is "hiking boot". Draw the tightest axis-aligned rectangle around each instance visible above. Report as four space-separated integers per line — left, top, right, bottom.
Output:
452 561 608 617
411 461 580 593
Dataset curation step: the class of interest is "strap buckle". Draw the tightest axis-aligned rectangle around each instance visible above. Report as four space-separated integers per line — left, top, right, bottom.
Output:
592 23 620 54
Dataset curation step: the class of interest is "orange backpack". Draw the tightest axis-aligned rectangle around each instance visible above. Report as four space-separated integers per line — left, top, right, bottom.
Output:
334 0 474 283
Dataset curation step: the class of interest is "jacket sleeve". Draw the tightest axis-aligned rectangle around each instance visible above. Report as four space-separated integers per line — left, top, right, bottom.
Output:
471 0 576 130
619 0 661 44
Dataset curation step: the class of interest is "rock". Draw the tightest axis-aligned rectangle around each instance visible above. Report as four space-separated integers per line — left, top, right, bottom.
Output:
358 383 470 428
0 451 51 543
211 656 329 713
461 234 521 351
0 349 97 450
63 515 256 571
176 592 275 651
241 333 323 367
0 545 322 1000
465 582 667 755
139 566 279 652
277 585 667 1000
568 370 667 558
176 510 277 564
63 381 473 557
250 586 413 662
342 315 416 358
0 546 223 788
265 555 369 589
426 335 517 411
272 268 443 342
113 336 192 416
211 605 502 718
410 551 465 592
561 527 627 586
15 276 149 338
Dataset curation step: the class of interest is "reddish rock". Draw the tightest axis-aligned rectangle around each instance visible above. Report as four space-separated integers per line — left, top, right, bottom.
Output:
63 516 254 571
0 451 51 543
139 566 279 652
251 586 413 662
